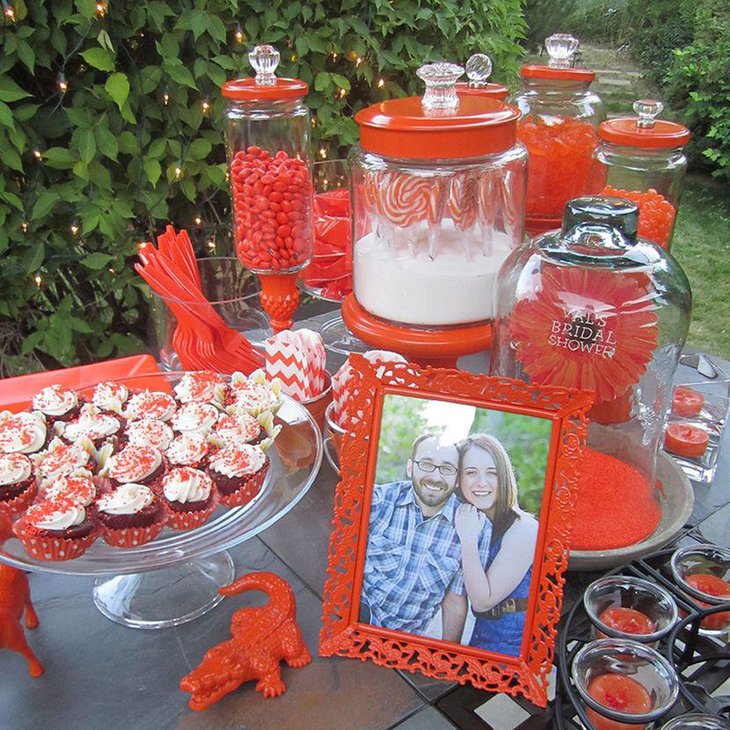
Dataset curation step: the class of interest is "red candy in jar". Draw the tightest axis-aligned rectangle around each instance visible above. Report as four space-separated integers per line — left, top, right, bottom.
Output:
222 45 314 275
598 607 655 638
586 673 652 730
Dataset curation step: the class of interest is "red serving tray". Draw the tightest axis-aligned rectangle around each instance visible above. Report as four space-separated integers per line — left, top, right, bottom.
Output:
0 354 162 413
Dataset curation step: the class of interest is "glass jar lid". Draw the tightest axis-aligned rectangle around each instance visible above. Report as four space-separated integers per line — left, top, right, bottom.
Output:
599 100 691 149
456 53 509 100
221 44 308 101
520 33 595 82
355 61 519 159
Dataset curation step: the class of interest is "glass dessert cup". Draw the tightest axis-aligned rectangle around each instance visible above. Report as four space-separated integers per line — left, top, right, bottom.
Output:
660 714 730 730
0 372 322 629
584 576 678 646
571 638 679 729
670 544 730 637
323 400 345 473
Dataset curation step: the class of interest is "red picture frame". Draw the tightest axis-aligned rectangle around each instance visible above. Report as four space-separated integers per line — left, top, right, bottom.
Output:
319 358 592 706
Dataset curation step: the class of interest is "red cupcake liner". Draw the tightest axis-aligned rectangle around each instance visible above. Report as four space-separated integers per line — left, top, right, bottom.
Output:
0 479 38 516
217 462 268 508
164 497 218 531
14 519 99 562
102 519 166 547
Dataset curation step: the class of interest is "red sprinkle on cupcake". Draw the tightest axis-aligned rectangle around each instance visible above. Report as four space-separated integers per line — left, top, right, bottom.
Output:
174 371 226 405
104 445 164 487
125 391 177 422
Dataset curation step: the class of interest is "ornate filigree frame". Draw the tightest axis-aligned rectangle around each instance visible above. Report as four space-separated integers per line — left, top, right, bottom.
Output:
319 358 592 706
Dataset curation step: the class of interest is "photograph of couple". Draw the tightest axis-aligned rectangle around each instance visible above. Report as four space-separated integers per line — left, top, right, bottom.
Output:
360 395 551 657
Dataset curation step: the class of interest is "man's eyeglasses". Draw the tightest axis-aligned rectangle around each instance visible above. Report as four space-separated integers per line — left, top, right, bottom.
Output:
413 460 458 477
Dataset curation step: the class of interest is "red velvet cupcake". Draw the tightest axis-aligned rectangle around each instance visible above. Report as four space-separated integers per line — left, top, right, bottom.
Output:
96 483 166 547
59 405 122 449
124 390 177 422
125 418 174 451
34 438 93 482
208 443 269 508
166 432 210 469
31 384 80 425
91 381 129 414
173 371 226 407
0 411 48 456
171 402 219 435
41 475 97 512
226 370 282 417
212 413 266 448
0 453 37 515
102 445 165 490
161 467 217 530
15 496 99 561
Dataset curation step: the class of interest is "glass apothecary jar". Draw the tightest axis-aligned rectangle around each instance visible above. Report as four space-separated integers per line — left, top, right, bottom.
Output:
221 45 314 274
350 62 526 328
510 34 606 235
492 197 691 511
590 100 690 250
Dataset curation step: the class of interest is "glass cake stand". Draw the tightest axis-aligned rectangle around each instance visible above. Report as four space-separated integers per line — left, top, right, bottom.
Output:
0 372 322 629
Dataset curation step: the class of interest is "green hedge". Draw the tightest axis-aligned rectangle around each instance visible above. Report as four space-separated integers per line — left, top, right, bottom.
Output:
0 0 525 375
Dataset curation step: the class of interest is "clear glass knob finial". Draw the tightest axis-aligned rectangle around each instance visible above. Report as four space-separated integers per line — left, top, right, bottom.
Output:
465 53 493 88
545 33 579 69
417 62 464 112
633 99 663 129
249 45 279 86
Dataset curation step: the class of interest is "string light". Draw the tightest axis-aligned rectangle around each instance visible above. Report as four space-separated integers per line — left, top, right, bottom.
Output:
108 267 116 274
206 240 216 250
201 100 210 114
33 149 42 160
331 52 338 61
291 53 297 62
21 221 28 233
34 275 42 287
163 91 170 105
3 1 15 22
95 1 107 17
377 78 386 88
338 88 347 99
194 216 202 226
235 26 243 43
319 147 327 159
70 222 79 235
174 165 182 178
311 118 316 127
355 56 363 67
57 73 68 94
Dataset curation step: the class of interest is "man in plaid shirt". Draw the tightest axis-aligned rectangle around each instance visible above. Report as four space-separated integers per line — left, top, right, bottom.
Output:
361 433 492 642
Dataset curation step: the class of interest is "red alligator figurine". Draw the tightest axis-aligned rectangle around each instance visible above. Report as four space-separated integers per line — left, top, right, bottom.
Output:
0 513 43 677
180 571 311 711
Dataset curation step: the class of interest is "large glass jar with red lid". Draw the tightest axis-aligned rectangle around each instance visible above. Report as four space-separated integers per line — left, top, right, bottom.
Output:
221 45 314 276
456 53 509 102
348 62 526 330
491 197 691 552
590 100 690 251
510 34 606 236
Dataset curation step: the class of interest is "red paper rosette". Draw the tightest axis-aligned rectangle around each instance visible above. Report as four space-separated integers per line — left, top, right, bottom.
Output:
509 265 658 403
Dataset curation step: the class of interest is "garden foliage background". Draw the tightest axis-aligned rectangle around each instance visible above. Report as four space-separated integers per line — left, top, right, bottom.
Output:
0 0 523 375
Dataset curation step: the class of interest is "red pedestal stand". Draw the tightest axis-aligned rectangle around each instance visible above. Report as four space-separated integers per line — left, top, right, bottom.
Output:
341 294 492 368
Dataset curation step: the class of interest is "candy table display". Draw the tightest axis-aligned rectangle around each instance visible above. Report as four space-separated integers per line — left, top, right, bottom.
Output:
590 100 690 250
509 33 606 235
222 45 315 333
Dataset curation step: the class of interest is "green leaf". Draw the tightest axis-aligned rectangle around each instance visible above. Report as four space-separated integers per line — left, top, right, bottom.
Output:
165 62 197 89
80 252 113 270
17 41 35 73
79 129 96 164
44 147 75 169
188 138 211 160
75 0 96 18
105 73 130 110
143 158 162 186
22 242 45 273
314 72 331 92
14 104 39 122
32 192 58 220
0 78 31 103
118 131 138 154
207 14 227 43
95 125 118 161
81 47 115 72
0 101 14 129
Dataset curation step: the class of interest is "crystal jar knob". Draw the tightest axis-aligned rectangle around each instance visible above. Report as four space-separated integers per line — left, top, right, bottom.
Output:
633 99 664 129
465 53 493 88
249 45 279 86
417 62 464 112
545 33 579 68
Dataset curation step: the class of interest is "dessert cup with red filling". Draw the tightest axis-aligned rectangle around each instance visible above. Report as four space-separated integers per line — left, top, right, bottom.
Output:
31 384 81 425
207 443 270 508
161 467 218 530
96 482 167 547
103 444 166 490
14 496 99 561
0 452 37 515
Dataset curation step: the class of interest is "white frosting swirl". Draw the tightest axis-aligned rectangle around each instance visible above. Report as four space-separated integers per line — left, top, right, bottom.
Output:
162 467 212 504
32 385 78 417
0 453 32 485
125 391 177 421
105 446 162 482
36 440 90 479
166 432 208 466
209 444 266 478
126 419 174 450
171 402 219 433
97 483 154 515
215 413 262 446
62 406 120 442
44 476 96 506
92 382 128 413
0 412 47 454
26 498 86 530
174 372 225 405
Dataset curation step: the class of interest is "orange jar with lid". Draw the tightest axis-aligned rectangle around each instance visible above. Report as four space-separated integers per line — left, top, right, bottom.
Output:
590 100 690 250
510 34 606 236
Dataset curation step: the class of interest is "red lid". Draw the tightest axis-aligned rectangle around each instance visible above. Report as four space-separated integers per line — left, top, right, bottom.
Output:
520 65 595 82
456 81 510 101
221 44 308 102
599 101 690 148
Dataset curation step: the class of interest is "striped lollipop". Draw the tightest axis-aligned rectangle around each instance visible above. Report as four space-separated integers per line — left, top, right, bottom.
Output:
378 173 433 228
449 172 479 231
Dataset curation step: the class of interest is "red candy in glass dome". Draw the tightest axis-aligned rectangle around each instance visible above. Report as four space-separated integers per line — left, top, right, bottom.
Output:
586 674 652 730
602 186 676 249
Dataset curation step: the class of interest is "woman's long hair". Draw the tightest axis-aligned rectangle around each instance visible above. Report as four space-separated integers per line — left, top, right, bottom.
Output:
457 433 520 541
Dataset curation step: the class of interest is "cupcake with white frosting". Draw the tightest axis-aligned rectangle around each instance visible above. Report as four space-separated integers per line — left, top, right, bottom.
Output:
166 432 210 469
31 384 80 424
59 405 122 448
0 452 37 515
125 419 174 451
208 443 269 508
91 381 128 414
0 411 48 455
14 495 99 560
226 370 282 417
102 444 165 490
34 438 93 482
161 467 217 530
212 412 266 448
96 482 166 547
42 475 97 511
171 402 219 435
124 390 177 422
173 371 226 407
